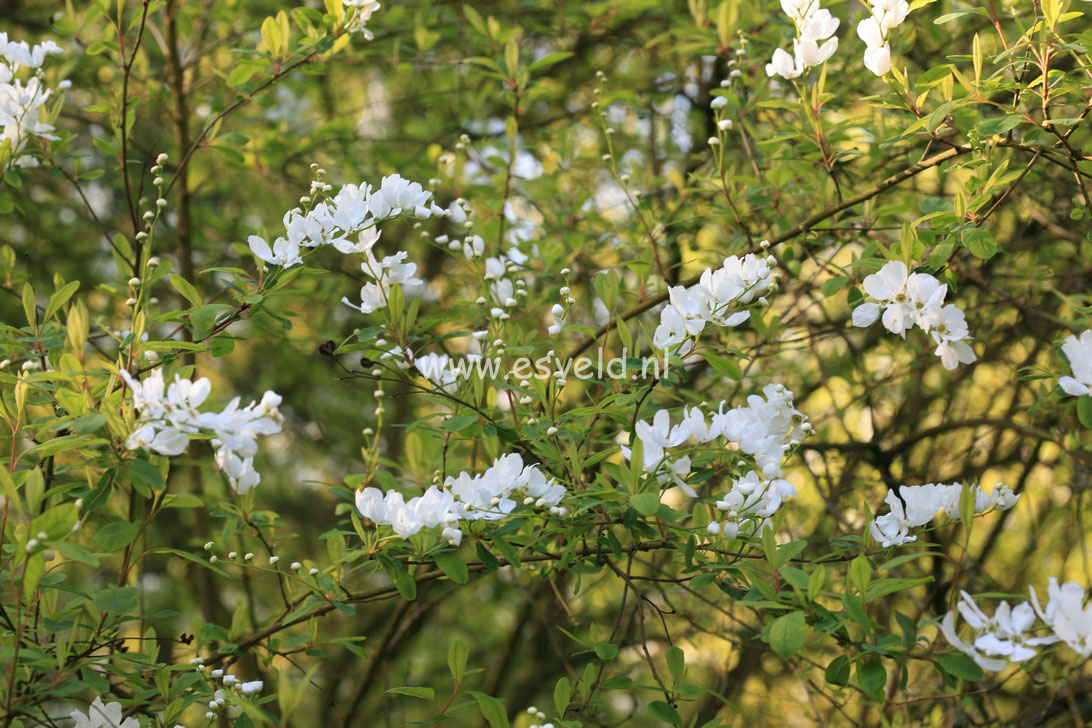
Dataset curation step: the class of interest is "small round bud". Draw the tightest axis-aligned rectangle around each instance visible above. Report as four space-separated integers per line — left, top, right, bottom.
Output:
204 542 214 550
269 556 279 565
156 153 168 164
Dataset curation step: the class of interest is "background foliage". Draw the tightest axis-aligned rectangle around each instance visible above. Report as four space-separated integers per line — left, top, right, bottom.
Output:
2 0 1092 726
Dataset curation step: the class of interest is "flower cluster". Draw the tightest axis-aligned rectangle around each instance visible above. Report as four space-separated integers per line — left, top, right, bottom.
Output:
342 248 424 315
248 173 444 269
766 0 840 80
653 252 775 351
857 0 911 76
850 261 976 370
623 384 810 537
940 591 1057 671
0 33 65 168
1058 329 1092 397
120 369 283 493
480 249 535 320
69 697 139 728
870 482 1019 547
355 453 566 546
1030 578 1092 658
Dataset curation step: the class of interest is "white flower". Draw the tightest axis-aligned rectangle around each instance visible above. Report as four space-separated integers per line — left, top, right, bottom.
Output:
765 47 802 79
357 454 566 543
1059 329 1092 397
940 591 1056 671
69 697 139 728
794 37 838 68
121 370 283 493
863 44 892 76
1030 578 1092 657
852 262 975 368
239 680 264 695
873 482 1020 547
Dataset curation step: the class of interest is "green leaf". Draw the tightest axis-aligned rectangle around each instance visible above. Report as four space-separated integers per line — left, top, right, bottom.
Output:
824 655 850 686
448 638 468 683
491 535 521 568
170 274 203 308
856 659 887 696
528 51 574 72
593 642 618 661
648 701 682 725
849 554 872 594
961 228 997 259
22 281 36 331
553 676 572 717
93 586 140 615
469 691 509 728
386 686 435 701
975 115 1023 137
44 281 80 321
1077 396 1092 429
630 492 660 517
434 552 469 584
129 458 165 494
54 541 100 566
92 521 140 552
442 415 478 432
937 653 984 681
700 350 741 381
666 645 685 683
768 611 806 660
380 557 417 601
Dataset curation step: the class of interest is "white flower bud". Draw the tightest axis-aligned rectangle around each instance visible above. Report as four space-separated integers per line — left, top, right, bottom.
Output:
269 556 279 565
244 553 254 560
309 568 319 575
228 552 238 559
204 542 214 550
291 562 302 570
156 153 169 164
156 198 167 208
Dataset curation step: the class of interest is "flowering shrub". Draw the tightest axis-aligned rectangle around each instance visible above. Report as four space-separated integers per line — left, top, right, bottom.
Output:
1 0 1091 726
